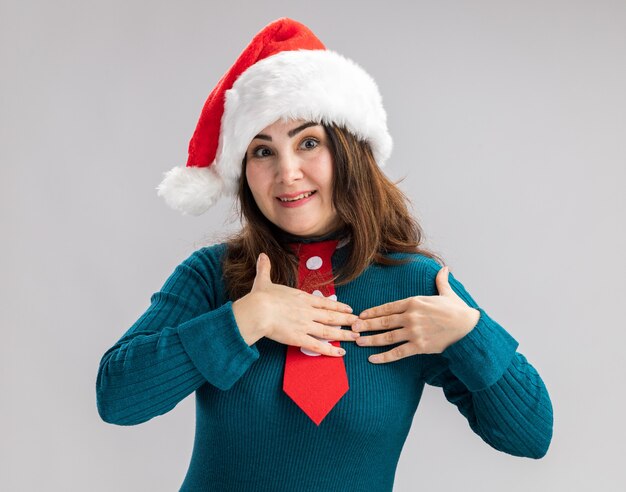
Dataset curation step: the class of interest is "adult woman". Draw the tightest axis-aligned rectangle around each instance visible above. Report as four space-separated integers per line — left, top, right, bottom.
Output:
96 18 553 492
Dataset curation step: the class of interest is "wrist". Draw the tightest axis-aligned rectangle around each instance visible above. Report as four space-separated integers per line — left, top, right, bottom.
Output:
232 293 267 346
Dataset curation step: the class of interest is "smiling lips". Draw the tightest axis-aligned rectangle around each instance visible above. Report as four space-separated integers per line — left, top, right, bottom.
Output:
276 190 317 207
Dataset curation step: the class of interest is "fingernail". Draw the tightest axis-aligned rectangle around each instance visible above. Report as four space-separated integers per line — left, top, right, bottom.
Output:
351 332 360 339
353 320 363 332
337 348 346 356
344 305 353 313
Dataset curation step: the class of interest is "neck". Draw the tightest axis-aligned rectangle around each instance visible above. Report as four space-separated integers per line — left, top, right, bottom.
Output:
272 224 350 245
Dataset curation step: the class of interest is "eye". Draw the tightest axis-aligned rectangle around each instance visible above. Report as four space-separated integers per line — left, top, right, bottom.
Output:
300 137 319 150
250 146 272 159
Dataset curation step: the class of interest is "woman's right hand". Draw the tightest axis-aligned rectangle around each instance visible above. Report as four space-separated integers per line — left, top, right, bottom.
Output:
232 253 360 356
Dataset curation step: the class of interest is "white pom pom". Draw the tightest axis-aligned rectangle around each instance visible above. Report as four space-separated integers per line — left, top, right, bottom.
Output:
156 165 224 216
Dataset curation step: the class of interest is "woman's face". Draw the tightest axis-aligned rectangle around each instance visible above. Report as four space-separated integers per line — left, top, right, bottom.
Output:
245 118 341 238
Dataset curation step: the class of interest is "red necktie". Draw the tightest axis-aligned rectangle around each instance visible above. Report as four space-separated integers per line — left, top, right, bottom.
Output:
282 239 349 425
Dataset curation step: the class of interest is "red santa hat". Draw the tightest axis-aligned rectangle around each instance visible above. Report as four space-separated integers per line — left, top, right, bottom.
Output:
157 17 392 216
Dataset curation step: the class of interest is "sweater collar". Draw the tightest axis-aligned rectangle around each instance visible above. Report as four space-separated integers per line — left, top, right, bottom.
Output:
272 225 351 248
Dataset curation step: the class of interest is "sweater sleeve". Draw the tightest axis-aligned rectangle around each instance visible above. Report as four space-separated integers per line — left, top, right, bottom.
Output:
96 247 260 426
420 267 553 458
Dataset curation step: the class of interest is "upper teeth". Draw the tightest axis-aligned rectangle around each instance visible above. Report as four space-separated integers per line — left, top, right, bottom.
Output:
279 191 313 202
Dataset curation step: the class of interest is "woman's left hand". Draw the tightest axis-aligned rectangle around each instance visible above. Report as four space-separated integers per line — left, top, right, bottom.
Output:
352 266 481 364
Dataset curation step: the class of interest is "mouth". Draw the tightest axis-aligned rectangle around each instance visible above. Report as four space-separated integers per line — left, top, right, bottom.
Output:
276 190 317 203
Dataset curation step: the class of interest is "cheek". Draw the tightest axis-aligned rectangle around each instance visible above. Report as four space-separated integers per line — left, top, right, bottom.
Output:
320 159 335 194
245 165 265 194
244 165 254 190
246 165 274 211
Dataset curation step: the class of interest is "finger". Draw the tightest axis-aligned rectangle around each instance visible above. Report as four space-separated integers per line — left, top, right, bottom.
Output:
307 292 354 313
359 298 410 319
311 309 359 327
311 322 361 342
366 342 417 364
301 335 347 357
355 327 410 347
436 265 454 296
352 313 405 332
251 253 271 290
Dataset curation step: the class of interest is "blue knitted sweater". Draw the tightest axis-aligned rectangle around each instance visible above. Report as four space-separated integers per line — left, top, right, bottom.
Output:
96 240 553 491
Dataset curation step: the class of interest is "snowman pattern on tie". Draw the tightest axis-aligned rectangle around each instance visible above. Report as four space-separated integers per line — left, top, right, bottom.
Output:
300 255 341 356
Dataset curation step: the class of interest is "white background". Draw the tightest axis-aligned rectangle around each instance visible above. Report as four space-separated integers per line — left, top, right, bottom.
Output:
2 1 624 490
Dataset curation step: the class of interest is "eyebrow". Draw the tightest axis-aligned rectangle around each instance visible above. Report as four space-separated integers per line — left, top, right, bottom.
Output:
253 121 320 141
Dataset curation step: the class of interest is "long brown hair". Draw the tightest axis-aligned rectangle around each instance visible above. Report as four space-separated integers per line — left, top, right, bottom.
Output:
222 123 444 301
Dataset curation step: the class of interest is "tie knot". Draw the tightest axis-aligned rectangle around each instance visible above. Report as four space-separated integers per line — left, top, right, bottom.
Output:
290 239 339 297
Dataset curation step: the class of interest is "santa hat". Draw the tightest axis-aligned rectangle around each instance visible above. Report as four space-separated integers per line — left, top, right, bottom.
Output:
157 17 392 216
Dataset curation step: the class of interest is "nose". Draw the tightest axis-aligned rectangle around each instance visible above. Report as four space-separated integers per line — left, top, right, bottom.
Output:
275 151 304 185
